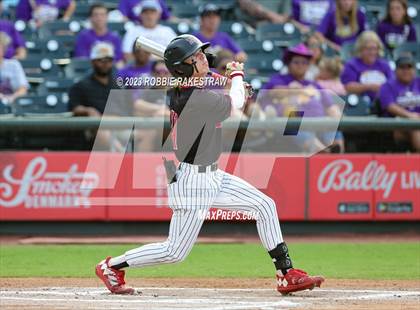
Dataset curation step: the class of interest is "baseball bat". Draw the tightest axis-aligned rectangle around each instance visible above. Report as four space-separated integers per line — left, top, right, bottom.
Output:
134 36 165 59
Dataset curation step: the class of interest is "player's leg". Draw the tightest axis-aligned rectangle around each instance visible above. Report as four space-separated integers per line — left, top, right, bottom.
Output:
212 171 324 294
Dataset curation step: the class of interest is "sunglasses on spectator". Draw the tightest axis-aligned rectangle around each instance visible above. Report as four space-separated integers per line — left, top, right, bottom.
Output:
96 57 113 63
397 64 414 69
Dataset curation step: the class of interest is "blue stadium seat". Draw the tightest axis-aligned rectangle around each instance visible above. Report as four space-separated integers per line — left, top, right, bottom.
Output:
72 3 92 20
340 42 356 61
256 23 301 47
393 42 420 61
218 21 249 39
169 3 199 18
37 77 75 95
64 58 92 80
14 94 70 116
107 22 126 36
38 20 82 39
161 21 191 34
19 56 62 82
342 94 372 116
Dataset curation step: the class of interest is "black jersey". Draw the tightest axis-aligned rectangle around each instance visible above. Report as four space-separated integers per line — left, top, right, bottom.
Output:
167 86 231 165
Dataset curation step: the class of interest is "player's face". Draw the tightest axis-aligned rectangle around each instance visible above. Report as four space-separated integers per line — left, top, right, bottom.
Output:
396 64 415 84
186 49 209 77
389 0 405 24
90 7 107 29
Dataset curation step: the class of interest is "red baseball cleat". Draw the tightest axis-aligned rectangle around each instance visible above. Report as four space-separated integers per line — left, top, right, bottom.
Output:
276 268 325 295
95 257 135 295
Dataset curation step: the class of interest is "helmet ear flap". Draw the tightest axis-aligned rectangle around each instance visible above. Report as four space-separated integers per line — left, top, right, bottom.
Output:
173 63 194 78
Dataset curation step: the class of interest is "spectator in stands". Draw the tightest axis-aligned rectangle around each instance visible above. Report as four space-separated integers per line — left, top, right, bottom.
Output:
214 49 235 76
341 31 393 102
69 42 133 151
291 0 334 32
74 3 124 68
316 56 347 96
237 0 289 27
262 44 344 153
317 0 366 51
0 32 28 105
304 33 324 80
118 0 170 23
16 0 76 27
193 3 247 63
122 0 176 62
118 43 152 81
131 60 169 151
0 18 26 59
377 0 417 51
378 55 419 152
69 42 117 117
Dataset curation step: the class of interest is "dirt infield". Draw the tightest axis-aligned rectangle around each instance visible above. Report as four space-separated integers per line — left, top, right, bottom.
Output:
1 278 419 310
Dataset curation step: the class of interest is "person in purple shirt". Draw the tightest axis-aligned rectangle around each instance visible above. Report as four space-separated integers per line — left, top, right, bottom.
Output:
118 0 170 22
292 0 334 29
378 55 419 152
0 19 26 59
16 0 75 27
118 44 152 81
377 0 417 51
75 3 123 67
192 3 247 63
317 0 366 51
341 31 393 102
262 44 344 153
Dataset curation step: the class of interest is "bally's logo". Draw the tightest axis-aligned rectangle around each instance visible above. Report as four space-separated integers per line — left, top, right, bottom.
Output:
317 159 420 199
0 157 99 209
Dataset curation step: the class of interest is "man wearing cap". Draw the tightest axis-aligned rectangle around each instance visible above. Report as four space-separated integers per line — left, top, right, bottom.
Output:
118 0 170 23
74 3 124 68
192 3 247 63
122 0 176 62
378 55 420 152
262 43 344 153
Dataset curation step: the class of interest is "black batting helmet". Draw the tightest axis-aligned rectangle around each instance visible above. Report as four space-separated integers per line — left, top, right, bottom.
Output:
164 34 210 78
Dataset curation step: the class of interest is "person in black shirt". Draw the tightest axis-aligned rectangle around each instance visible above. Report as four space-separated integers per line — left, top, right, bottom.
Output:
95 35 325 296
69 42 132 151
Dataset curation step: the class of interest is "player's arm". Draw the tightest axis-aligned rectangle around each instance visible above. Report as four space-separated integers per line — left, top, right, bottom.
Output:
226 61 246 110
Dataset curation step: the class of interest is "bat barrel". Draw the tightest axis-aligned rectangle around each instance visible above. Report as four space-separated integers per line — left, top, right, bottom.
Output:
134 36 165 59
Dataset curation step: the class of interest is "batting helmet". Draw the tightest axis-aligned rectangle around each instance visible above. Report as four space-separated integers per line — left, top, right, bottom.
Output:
164 34 211 78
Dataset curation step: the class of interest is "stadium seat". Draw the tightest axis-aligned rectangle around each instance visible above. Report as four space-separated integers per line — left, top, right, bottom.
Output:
342 94 372 116
244 55 282 77
169 3 199 19
340 42 356 61
161 21 191 34
72 3 92 20
255 23 301 47
14 94 70 116
14 20 37 40
38 20 82 39
218 21 249 39
19 56 62 82
107 22 126 36
0 102 13 116
37 77 75 95
64 59 92 80
393 42 420 61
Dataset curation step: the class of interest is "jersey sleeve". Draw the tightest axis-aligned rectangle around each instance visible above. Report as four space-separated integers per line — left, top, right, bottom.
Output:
378 82 396 110
340 60 358 84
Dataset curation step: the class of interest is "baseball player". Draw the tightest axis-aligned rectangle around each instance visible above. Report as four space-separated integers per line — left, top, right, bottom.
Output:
95 34 325 295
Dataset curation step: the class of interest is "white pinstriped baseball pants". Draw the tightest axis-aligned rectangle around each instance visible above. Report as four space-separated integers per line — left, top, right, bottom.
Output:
125 163 283 267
